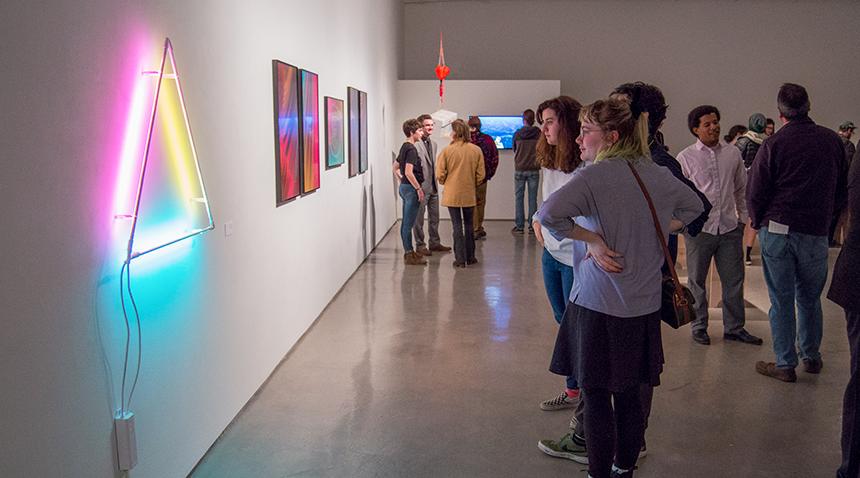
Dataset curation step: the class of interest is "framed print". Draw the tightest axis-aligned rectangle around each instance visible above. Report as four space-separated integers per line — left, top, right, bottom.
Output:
272 60 301 205
300 69 320 194
359 90 368 174
347 87 360 178
324 97 345 169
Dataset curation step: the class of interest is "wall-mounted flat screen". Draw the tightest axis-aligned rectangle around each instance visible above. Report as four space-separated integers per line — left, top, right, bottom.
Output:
477 115 522 150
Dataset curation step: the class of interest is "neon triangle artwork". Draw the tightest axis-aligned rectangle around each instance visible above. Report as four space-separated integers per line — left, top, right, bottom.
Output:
125 38 214 261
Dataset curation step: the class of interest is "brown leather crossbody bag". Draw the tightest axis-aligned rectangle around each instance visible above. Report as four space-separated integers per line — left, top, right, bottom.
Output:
627 162 695 328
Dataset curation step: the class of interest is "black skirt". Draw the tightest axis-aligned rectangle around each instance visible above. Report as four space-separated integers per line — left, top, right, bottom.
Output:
550 302 664 392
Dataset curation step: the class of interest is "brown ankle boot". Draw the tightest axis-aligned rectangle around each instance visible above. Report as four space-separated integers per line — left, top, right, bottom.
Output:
404 251 427 265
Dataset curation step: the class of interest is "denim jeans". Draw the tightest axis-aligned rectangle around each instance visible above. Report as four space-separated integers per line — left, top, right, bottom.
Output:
399 184 420 252
541 248 577 389
514 170 540 229
759 229 829 368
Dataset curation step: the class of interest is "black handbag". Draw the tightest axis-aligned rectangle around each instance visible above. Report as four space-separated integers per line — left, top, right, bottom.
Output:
627 162 695 328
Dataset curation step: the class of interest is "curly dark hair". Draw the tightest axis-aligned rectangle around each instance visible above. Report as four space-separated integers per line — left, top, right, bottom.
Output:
612 82 668 141
687 105 721 136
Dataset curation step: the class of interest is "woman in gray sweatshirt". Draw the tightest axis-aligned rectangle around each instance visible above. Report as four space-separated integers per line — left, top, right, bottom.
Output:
534 98 704 478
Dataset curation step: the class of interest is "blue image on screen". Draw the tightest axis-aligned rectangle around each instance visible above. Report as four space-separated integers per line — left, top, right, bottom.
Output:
478 116 522 150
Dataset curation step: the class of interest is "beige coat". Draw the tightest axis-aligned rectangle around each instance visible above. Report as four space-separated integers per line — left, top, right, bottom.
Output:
436 141 485 207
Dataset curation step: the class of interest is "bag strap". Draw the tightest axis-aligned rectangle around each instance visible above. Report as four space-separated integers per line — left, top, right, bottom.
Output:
625 162 685 296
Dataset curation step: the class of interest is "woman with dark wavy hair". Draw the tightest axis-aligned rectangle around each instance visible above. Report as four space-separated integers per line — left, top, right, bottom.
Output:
532 96 584 413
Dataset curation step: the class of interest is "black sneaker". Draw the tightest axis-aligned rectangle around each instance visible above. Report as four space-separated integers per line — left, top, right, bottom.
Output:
511 226 524 234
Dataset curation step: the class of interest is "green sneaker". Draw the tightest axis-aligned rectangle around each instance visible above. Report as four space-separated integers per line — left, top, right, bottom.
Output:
537 431 588 464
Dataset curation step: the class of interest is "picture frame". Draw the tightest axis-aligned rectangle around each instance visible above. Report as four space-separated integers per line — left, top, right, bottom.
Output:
300 69 320 194
347 87 360 178
324 97 345 169
359 90 368 174
272 60 302 205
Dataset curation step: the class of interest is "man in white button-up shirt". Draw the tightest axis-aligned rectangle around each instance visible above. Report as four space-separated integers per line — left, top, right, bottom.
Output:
677 105 763 347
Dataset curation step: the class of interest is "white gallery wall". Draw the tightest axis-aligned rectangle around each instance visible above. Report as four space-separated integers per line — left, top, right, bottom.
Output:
0 1 401 477
402 0 860 155
396 80 560 220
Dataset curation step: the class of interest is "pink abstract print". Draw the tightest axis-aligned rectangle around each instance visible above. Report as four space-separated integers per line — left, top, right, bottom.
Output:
273 61 301 205
301 70 320 193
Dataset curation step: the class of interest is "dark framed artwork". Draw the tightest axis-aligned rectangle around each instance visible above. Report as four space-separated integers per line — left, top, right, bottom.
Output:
272 60 302 206
347 87 360 178
300 69 320 194
359 90 368 174
324 97 345 169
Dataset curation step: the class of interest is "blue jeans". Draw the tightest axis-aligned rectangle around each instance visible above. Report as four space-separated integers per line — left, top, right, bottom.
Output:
542 248 578 389
399 184 420 252
759 229 829 369
514 170 540 229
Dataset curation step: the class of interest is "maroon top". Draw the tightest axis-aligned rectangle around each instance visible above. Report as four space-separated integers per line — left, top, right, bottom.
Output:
471 132 499 182
746 117 846 236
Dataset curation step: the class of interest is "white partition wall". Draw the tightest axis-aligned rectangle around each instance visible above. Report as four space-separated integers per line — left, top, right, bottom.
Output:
396 80 560 221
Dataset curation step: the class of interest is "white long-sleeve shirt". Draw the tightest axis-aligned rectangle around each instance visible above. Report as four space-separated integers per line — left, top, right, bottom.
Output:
677 139 748 235
540 167 576 266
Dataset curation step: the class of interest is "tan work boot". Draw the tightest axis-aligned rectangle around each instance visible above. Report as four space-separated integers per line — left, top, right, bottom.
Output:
404 251 427 265
416 246 432 256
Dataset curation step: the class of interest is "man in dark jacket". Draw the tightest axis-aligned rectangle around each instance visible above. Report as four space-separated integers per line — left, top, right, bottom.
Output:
611 82 712 264
832 121 857 246
827 156 860 478
511 109 542 234
735 113 768 170
469 116 499 240
735 113 768 264
749 83 846 383
839 121 856 167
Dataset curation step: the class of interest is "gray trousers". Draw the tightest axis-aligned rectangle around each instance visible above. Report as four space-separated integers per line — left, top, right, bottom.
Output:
685 227 746 333
413 192 441 248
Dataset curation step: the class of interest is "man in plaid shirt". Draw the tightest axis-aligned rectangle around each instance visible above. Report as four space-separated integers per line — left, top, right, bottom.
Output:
468 116 499 239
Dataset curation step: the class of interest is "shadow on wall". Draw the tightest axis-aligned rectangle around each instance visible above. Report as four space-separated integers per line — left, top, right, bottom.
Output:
361 172 377 256
391 150 400 220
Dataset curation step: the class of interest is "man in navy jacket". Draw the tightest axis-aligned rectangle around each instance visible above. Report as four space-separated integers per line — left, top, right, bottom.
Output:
749 83 846 383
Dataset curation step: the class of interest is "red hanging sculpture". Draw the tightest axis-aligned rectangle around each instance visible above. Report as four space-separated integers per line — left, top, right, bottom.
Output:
434 32 450 105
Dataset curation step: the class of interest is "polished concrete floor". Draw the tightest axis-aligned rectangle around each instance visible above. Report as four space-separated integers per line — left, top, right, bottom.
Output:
191 221 849 477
